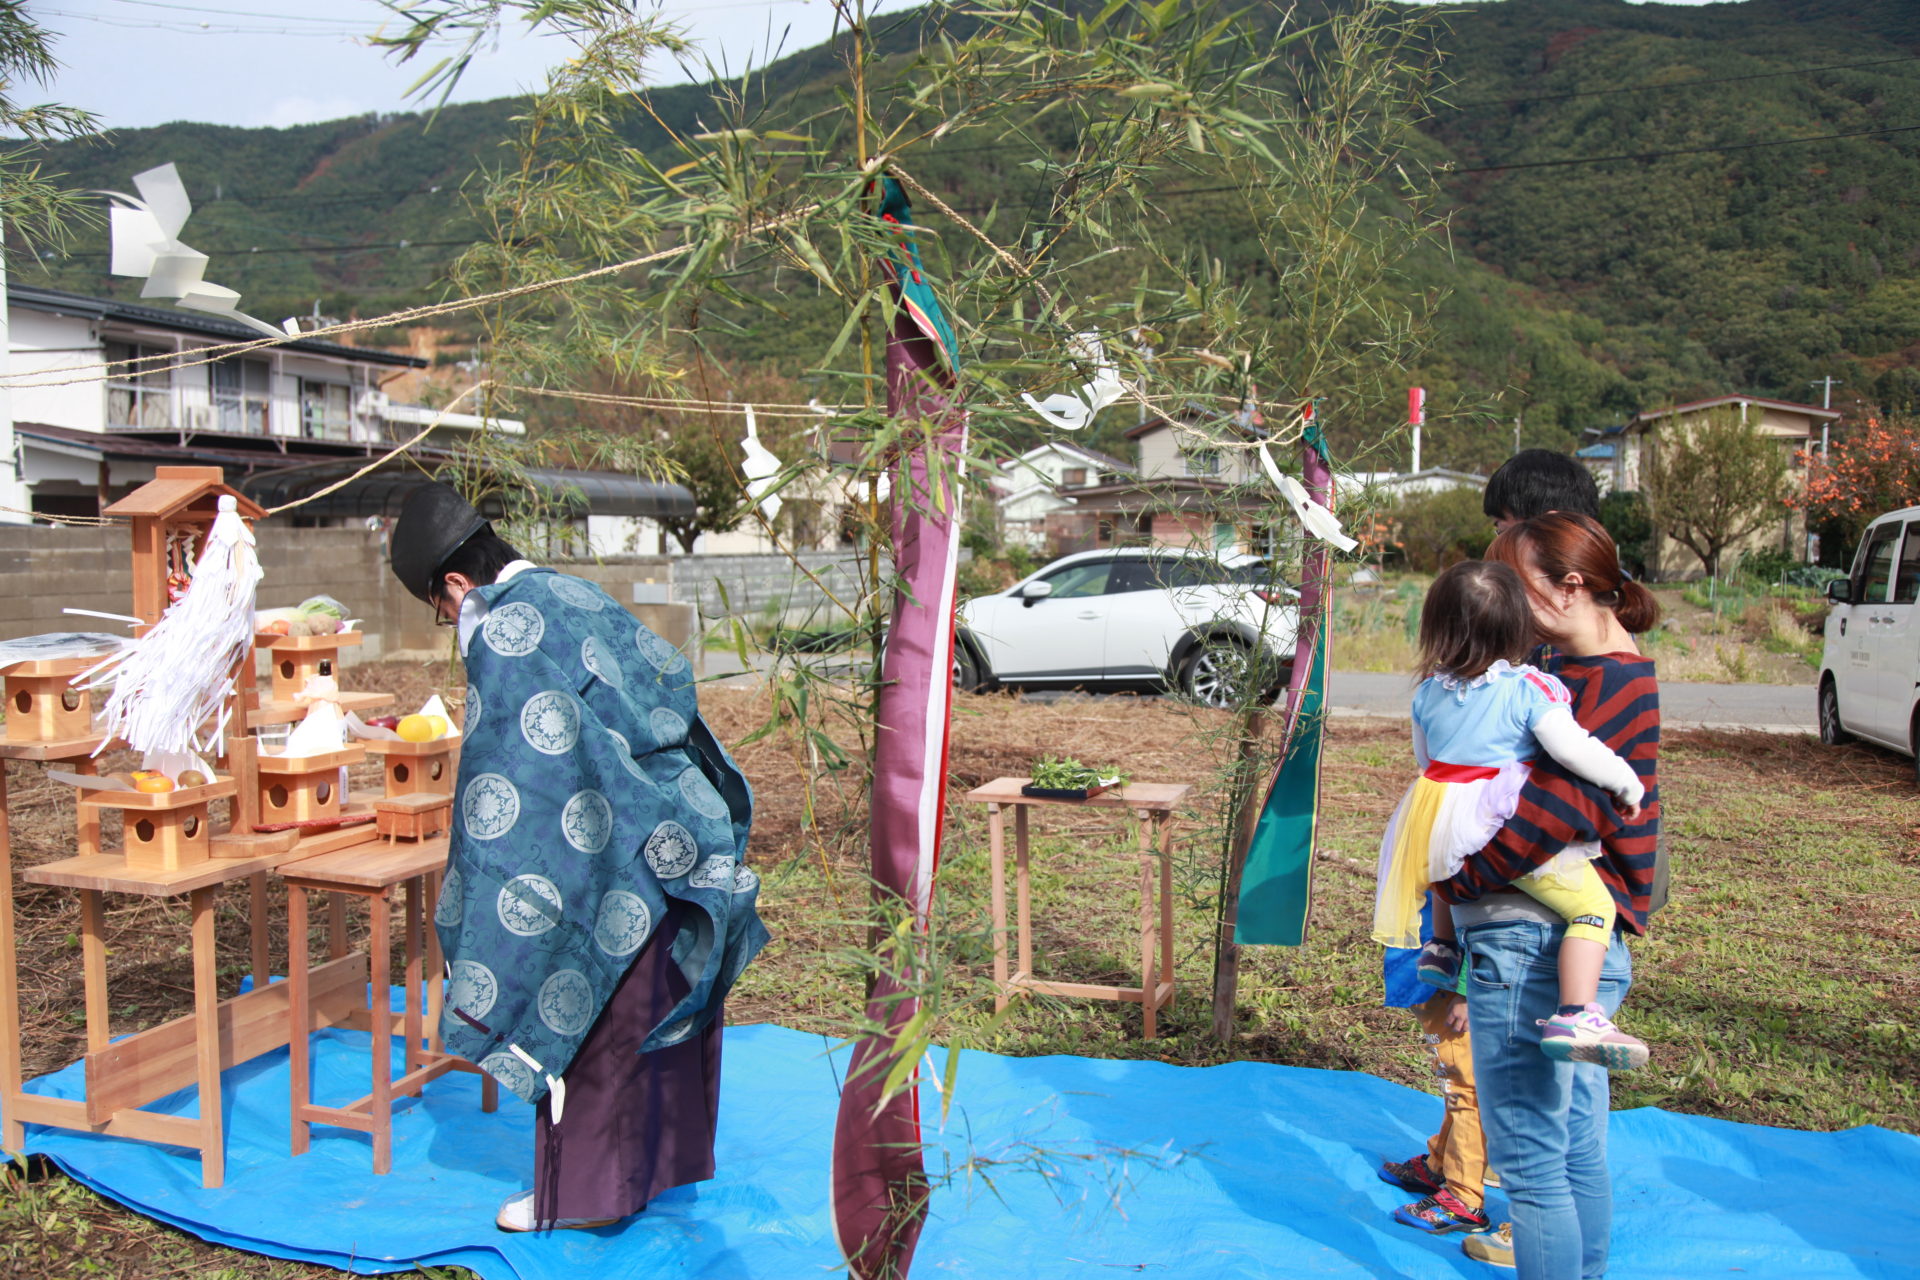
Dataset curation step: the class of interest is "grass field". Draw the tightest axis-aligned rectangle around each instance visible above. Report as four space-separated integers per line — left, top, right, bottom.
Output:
3 662 1914 1278
1332 574 1823 685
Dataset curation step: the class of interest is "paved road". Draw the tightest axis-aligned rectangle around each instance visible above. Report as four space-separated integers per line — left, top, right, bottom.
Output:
1322 671 1814 734
700 650 1816 734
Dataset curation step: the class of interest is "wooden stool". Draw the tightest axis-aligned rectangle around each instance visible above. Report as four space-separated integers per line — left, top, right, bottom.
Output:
374 794 450 842
963 777 1192 1039
282 837 496 1174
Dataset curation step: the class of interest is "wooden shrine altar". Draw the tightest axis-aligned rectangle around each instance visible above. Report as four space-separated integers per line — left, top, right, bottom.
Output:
0 466 471 1187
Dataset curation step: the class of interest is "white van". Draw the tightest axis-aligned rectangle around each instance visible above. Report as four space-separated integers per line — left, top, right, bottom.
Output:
1819 504 1920 770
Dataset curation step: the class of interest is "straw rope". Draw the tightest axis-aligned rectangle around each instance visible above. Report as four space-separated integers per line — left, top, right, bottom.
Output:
0 205 826 391
258 381 489 516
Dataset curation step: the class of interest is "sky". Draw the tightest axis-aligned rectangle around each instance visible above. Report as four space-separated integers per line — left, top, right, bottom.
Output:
32 0 852 131
32 0 1731 132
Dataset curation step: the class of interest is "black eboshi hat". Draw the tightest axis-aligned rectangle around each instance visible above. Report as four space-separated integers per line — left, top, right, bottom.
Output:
389 482 489 603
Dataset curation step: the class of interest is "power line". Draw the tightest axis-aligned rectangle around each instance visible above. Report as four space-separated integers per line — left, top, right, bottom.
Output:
36 9 358 37
98 0 369 25
1442 121 1920 174
57 237 480 261
1445 53 1920 111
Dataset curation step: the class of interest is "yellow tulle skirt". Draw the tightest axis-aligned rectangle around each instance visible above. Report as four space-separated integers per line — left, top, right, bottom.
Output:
1373 759 1601 950
1373 776 1450 950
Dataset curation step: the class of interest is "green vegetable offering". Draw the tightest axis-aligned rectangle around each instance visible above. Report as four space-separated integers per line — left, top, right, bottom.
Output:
1026 755 1127 795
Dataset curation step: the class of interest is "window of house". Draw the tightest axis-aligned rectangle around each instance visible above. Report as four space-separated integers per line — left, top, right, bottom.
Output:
300 380 352 440
1062 467 1087 487
1184 448 1220 476
212 358 271 435
104 340 175 428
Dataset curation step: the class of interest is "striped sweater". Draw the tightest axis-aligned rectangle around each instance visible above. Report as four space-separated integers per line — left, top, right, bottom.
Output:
1436 651 1661 935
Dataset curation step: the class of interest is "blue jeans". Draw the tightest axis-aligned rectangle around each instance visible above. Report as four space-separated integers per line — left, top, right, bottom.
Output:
1459 919 1632 1280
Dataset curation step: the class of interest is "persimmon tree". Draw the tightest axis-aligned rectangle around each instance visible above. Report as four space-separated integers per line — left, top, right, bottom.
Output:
1795 413 1920 554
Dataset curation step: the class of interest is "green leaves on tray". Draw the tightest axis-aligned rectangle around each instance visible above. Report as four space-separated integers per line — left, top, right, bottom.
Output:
1028 755 1126 792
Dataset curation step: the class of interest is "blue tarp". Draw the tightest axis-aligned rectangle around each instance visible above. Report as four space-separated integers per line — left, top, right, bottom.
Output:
10 1021 1919 1277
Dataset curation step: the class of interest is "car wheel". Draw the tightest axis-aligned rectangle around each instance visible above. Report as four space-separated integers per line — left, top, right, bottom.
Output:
1817 678 1850 746
1180 639 1255 709
954 642 989 693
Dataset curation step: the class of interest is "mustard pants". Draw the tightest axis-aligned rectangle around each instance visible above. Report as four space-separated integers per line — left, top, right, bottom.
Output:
1417 993 1489 1210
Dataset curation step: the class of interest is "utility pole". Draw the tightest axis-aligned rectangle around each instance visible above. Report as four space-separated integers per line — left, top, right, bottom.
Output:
0 196 24 525
1811 376 1838 459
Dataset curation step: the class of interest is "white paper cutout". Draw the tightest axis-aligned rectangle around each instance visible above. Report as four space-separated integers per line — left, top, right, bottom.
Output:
1020 332 1128 432
1259 443 1358 553
740 404 783 520
99 163 287 338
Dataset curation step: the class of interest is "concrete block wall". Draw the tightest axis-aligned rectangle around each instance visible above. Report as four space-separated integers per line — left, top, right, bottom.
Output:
0 525 861 667
669 551 869 626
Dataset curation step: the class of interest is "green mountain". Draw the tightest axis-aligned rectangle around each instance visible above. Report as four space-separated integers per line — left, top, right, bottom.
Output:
23 0 1920 472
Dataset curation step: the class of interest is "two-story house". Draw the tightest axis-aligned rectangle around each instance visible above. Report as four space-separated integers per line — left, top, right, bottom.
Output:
0 285 695 548
1048 405 1276 556
993 440 1134 549
1582 394 1840 577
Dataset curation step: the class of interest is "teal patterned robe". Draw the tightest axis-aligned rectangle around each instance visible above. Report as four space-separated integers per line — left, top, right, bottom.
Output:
436 569 768 1104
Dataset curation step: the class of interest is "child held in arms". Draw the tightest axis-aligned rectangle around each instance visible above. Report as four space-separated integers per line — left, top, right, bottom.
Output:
1374 559 1652 1071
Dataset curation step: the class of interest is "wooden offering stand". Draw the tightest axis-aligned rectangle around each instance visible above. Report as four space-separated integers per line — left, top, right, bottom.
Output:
284 836 495 1174
963 777 1192 1039
0 468 357 1187
365 730 458 843
364 735 459 799
253 631 391 727
5 658 97 750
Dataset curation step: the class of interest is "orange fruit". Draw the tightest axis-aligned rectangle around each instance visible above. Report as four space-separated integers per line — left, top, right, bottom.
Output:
397 714 436 743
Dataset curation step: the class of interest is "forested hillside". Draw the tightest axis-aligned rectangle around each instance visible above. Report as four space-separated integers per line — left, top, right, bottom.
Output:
22 0 1920 472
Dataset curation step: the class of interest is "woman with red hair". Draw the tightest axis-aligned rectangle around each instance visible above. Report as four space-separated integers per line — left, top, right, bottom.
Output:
1436 512 1662 1280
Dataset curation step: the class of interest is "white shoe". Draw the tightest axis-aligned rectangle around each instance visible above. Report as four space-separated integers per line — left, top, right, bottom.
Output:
494 1190 620 1233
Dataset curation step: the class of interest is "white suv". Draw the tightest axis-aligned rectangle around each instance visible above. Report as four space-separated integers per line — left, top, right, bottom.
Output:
957 547 1298 707
1819 503 1920 775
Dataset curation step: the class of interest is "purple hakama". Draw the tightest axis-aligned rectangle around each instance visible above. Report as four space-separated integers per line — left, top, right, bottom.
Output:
532 907 723 1224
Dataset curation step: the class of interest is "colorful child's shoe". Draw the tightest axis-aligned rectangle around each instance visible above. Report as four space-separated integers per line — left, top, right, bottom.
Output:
1377 1152 1444 1196
1463 1221 1515 1268
1393 1188 1491 1235
1538 1003 1650 1070
1416 939 1463 989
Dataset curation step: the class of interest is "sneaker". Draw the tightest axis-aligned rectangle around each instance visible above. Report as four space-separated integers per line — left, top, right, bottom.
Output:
1377 1152 1444 1196
1463 1221 1515 1268
1538 1003 1651 1071
1393 1188 1491 1235
495 1190 620 1233
1416 939 1462 989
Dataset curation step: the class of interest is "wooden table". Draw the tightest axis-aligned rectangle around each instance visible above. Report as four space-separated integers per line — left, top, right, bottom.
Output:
281 836 496 1174
963 778 1192 1039
4 750 309 1189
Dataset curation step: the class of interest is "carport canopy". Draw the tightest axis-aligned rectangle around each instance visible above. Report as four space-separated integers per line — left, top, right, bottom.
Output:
240 463 695 521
